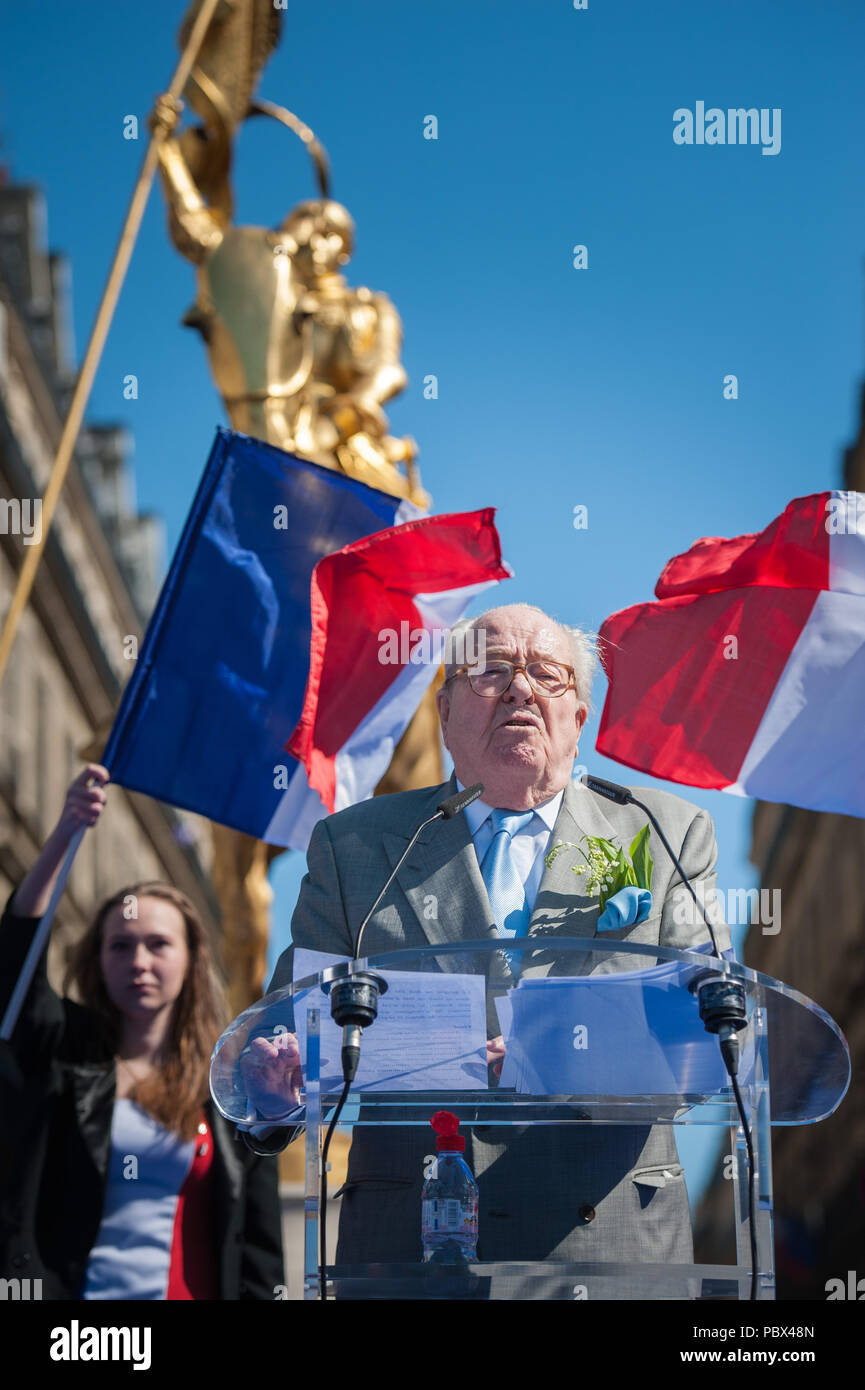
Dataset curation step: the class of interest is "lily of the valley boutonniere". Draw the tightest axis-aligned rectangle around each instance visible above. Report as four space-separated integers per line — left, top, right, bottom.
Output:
544 826 655 915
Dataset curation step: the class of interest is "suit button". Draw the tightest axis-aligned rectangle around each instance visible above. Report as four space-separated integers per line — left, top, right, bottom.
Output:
12 1253 30 1267
579 1204 596 1223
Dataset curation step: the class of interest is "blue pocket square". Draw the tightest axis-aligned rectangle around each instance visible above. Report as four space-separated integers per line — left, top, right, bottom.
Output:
596 886 653 932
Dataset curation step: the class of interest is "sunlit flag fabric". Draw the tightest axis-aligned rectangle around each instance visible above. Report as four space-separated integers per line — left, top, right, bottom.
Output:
267 508 511 849
596 491 865 818
104 428 422 840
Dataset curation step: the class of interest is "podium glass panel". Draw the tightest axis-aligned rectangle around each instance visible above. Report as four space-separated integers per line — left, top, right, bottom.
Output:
211 939 849 1300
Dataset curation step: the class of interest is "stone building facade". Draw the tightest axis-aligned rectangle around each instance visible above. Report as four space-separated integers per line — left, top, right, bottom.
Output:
0 176 218 980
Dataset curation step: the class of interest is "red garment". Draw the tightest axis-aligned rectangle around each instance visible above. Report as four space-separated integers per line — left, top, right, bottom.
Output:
166 1112 219 1300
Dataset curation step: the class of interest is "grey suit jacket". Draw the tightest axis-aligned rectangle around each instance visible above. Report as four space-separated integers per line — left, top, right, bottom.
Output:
269 774 731 1270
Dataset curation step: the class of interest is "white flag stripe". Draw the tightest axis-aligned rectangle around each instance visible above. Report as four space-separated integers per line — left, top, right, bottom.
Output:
333 658 438 812
828 491 865 596
730 588 865 816
333 578 501 811
262 577 502 849
262 758 327 850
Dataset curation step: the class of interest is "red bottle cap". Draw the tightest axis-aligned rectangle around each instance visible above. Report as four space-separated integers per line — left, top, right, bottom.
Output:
430 1110 465 1152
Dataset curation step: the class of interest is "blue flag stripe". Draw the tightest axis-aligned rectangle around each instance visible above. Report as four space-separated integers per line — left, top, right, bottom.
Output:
104 428 409 838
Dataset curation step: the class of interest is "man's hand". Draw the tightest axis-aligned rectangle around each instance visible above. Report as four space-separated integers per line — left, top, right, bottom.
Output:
239 1030 303 1118
486 1034 506 1079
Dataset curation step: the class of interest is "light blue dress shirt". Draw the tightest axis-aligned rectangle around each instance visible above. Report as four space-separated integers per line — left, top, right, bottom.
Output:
456 778 564 915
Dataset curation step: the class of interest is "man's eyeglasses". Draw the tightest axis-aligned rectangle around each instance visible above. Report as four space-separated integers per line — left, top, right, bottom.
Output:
446 660 577 698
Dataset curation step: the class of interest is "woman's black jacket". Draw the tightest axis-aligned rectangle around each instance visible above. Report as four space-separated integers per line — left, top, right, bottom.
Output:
0 892 284 1300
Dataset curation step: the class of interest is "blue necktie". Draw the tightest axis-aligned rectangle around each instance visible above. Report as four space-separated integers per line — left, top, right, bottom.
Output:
481 809 535 976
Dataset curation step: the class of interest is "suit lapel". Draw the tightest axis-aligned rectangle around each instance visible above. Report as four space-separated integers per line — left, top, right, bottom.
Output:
380 776 497 963
521 779 625 978
528 779 618 937
376 776 630 976
381 778 500 973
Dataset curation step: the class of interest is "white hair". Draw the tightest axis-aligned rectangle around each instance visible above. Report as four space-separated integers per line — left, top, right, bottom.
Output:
443 603 599 709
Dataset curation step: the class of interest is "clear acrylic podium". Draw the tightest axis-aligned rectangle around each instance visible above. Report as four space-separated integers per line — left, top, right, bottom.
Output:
210 939 850 1300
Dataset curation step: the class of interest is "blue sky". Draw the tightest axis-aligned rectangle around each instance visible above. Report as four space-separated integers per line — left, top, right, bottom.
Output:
2 0 863 1203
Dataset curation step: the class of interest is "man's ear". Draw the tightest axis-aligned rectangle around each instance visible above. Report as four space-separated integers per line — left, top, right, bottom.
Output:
436 684 451 751
574 702 588 747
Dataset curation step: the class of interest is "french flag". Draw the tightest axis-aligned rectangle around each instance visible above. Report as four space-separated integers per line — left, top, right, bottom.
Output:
104 428 422 838
265 508 510 849
105 428 510 849
597 492 865 818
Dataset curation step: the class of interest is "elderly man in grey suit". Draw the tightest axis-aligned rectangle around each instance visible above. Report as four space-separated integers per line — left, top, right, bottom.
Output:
261 602 731 1274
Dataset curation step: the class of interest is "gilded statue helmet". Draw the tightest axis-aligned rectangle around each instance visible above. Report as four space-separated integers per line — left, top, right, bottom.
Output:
279 199 355 274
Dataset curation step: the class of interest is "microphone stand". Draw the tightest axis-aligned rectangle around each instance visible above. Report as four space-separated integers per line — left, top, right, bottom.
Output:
582 774 757 1300
353 783 485 961
317 781 484 1298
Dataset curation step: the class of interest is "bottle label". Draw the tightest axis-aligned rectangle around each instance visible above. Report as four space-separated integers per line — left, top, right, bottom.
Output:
422 1198 476 1235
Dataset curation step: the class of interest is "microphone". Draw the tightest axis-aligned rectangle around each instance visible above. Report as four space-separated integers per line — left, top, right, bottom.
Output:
438 782 484 819
322 970 388 1082
582 774 633 806
353 782 484 961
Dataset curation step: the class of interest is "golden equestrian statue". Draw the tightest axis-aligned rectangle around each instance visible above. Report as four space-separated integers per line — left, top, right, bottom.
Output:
148 0 441 1014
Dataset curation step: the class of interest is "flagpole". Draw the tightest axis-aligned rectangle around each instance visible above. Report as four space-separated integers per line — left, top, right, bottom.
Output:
0 0 223 689
0 827 86 1040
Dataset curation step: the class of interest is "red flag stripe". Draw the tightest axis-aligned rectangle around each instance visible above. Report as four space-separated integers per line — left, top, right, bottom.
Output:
656 492 831 599
597 585 819 788
287 510 509 811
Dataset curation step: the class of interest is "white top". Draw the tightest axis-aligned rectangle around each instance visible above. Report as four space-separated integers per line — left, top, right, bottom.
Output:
83 1099 194 1300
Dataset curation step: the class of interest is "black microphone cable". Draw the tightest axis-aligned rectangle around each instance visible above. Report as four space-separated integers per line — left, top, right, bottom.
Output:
318 1076 351 1301
583 773 758 1300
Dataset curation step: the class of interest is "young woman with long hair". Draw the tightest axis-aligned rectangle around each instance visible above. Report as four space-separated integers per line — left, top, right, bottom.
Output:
0 764 284 1300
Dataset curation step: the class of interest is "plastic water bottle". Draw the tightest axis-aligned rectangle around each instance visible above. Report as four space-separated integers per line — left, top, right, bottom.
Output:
421 1110 478 1264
